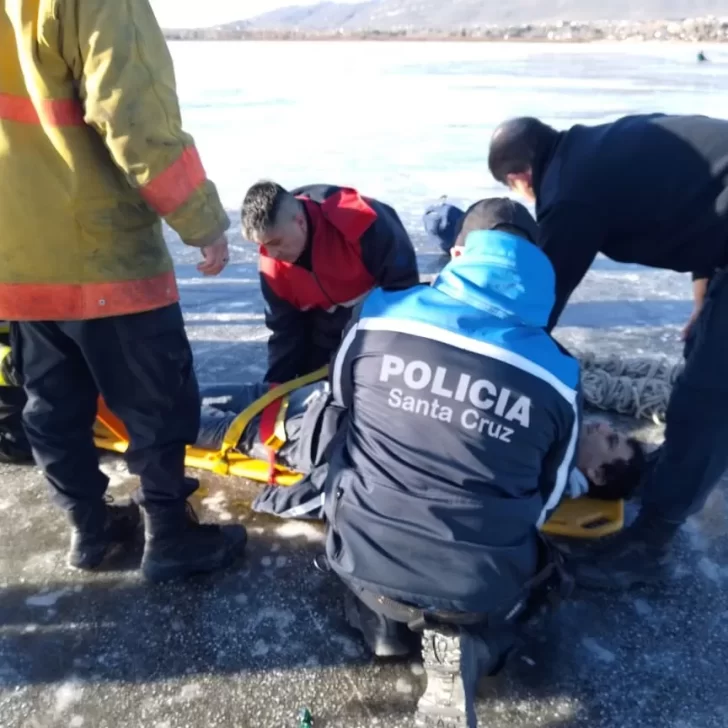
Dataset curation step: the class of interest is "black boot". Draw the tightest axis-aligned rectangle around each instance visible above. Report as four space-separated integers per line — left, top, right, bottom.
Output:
141 503 247 583
571 512 679 591
344 591 413 658
416 624 516 728
68 499 141 570
416 628 480 728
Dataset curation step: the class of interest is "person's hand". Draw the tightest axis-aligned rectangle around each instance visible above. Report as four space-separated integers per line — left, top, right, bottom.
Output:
197 235 229 276
681 306 702 341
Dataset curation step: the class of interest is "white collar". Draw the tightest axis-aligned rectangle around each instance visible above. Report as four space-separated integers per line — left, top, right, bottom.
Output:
567 468 590 499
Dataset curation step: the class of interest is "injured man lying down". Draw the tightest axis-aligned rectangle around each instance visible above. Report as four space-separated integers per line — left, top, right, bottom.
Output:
196 196 647 512
197 379 646 505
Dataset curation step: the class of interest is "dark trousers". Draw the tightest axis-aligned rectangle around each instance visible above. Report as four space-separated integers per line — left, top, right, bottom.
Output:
643 269 728 523
0 382 27 434
0 385 30 450
11 304 200 517
346 580 523 676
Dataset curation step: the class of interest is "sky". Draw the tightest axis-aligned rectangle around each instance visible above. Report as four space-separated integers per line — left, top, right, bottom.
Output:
151 0 360 28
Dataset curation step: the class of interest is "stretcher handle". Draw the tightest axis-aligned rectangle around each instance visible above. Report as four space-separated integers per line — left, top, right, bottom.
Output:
220 365 329 456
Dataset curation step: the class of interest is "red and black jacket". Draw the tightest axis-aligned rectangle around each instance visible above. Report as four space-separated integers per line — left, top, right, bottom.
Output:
260 184 419 383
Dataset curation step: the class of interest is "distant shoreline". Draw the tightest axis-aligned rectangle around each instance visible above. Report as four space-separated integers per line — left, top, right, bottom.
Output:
163 36 716 44
163 18 728 44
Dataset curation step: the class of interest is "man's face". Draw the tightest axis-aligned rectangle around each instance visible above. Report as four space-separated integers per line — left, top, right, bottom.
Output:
577 420 635 487
256 214 307 263
506 171 536 204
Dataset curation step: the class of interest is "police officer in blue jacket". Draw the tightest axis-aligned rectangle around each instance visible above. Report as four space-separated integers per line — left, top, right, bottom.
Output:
254 199 578 728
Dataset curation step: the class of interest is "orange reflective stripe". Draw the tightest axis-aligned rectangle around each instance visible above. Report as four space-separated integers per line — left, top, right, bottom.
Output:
0 270 179 321
97 398 130 442
140 146 207 217
0 93 84 127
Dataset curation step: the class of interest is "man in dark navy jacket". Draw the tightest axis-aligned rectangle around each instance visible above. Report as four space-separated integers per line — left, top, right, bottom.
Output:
241 181 419 383
488 114 728 590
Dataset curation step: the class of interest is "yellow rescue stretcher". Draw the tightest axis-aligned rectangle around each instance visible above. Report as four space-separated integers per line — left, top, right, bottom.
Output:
92 366 623 539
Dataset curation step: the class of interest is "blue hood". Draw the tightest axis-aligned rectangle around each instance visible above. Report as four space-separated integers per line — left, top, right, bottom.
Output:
432 230 556 327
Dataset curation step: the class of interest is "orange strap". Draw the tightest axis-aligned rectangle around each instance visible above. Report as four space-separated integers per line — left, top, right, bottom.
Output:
259 385 285 484
0 93 85 127
96 398 129 441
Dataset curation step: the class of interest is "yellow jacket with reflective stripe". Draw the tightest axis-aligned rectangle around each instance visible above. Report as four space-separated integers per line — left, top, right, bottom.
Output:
0 0 229 320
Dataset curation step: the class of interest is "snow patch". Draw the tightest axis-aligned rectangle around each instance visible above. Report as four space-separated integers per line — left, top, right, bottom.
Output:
633 599 654 617
698 557 722 584
581 637 616 664
330 634 361 658
201 491 233 522
683 519 709 552
26 588 70 608
54 680 83 715
395 678 413 694
275 521 323 543
251 639 270 657
247 607 295 635
170 683 203 703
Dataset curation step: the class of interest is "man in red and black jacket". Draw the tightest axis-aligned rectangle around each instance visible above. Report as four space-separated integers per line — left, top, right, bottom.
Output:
241 182 420 383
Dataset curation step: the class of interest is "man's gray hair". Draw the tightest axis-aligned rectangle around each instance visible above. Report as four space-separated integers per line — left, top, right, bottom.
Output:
241 180 300 241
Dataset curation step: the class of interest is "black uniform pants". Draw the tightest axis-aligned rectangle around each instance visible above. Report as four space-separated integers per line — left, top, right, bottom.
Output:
11 304 200 517
643 268 728 523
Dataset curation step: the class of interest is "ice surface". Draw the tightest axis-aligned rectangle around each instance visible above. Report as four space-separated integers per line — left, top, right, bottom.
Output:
2 41 728 728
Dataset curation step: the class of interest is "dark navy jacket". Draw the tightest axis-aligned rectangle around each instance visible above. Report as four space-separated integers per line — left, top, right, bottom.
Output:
535 114 728 330
260 184 419 383
255 230 581 614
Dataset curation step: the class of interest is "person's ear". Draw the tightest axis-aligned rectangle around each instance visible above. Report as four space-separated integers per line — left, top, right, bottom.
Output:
586 466 607 486
295 212 307 234
505 171 534 199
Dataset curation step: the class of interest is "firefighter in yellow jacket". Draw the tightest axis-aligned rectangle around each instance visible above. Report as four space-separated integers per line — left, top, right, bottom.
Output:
0 0 246 582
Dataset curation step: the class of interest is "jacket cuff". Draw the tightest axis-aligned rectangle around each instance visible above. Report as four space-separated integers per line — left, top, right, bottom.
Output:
184 214 231 248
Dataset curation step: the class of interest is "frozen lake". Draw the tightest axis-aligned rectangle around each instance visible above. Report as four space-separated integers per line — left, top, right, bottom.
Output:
2 41 728 728
164 40 728 382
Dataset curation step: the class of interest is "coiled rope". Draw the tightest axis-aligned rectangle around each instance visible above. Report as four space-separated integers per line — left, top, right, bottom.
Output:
577 353 683 424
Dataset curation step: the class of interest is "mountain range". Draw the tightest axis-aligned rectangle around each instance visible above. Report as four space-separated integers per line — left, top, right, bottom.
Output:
235 0 726 31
